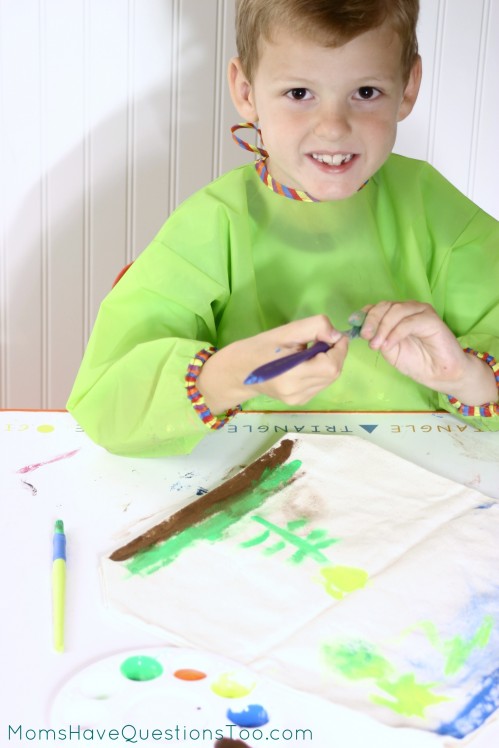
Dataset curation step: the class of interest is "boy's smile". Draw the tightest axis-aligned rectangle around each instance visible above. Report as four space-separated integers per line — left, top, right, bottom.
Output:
229 22 421 201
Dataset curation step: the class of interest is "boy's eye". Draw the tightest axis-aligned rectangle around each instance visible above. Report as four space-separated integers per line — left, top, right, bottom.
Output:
286 88 311 101
355 86 380 100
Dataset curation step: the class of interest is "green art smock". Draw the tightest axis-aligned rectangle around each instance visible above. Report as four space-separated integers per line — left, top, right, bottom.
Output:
67 154 499 456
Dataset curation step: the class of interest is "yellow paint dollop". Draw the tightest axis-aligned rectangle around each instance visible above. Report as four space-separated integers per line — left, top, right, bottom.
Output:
210 672 255 698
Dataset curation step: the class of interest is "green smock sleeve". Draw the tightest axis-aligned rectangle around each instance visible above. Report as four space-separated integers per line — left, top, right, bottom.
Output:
433 200 499 430
67 199 234 457
371 156 499 432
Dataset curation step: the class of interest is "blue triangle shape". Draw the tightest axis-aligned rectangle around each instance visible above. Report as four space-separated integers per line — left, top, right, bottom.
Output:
360 424 378 433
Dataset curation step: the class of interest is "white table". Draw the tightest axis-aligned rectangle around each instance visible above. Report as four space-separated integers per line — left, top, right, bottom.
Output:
1 410 498 747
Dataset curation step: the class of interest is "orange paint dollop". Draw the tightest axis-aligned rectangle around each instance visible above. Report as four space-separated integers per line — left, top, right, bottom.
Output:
173 668 207 681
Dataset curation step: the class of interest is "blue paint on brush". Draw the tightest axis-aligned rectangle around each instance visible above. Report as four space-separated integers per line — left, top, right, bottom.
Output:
436 666 499 738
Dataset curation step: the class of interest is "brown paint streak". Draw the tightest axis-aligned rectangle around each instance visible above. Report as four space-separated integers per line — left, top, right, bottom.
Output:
110 438 295 562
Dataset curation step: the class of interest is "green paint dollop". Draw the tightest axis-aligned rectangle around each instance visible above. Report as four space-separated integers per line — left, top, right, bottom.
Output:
120 655 163 681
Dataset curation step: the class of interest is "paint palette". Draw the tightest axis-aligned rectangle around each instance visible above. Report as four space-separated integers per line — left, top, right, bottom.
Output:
50 646 308 748
49 646 447 748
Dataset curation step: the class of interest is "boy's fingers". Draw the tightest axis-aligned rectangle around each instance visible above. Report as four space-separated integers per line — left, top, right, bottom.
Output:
275 314 340 347
361 301 432 347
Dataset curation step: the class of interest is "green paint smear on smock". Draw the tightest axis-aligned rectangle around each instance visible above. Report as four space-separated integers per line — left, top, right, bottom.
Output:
417 615 494 675
319 565 369 599
126 459 302 575
322 641 393 681
372 674 450 717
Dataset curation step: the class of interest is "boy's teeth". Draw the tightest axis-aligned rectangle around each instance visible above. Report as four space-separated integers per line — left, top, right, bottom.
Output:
312 153 353 166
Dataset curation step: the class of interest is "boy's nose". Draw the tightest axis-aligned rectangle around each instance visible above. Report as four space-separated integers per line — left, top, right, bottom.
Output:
313 104 351 141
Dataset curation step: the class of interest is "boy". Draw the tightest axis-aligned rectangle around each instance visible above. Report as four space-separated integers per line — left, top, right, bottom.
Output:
67 0 499 457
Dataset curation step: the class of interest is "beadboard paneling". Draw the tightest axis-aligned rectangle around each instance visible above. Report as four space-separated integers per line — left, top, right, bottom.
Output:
0 0 497 409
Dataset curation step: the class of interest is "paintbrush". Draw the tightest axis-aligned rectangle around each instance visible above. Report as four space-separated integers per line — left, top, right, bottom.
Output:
244 311 366 386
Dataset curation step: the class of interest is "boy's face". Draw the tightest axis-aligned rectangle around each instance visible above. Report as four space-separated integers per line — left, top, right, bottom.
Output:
229 22 421 201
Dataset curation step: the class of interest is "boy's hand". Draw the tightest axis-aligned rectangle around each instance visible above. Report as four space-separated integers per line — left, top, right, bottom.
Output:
197 315 349 414
360 301 498 405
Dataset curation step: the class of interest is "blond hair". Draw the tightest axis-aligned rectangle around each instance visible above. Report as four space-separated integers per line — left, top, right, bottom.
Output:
235 0 419 82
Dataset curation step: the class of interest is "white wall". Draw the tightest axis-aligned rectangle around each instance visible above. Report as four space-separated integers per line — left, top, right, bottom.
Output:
0 0 498 409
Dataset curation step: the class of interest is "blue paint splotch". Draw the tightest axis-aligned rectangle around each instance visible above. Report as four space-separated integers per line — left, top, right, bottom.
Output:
437 666 499 738
226 704 269 727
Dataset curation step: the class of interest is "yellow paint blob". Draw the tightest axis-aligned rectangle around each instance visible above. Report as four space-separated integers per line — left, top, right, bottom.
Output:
319 565 369 599
210 672 255 698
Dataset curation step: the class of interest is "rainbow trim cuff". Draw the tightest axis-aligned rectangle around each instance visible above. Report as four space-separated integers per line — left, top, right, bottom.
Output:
185 347 242 430
447 349 499 417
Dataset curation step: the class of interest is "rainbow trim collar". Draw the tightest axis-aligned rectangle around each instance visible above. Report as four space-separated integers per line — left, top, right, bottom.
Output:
231 122 367 203
255 159 319 203
231 122 318 202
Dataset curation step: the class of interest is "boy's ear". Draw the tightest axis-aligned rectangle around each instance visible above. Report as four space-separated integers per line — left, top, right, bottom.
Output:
228 57 258 121
397 55 422 122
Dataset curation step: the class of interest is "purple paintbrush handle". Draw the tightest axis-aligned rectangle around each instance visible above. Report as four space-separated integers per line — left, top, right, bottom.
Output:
244 340 330 385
